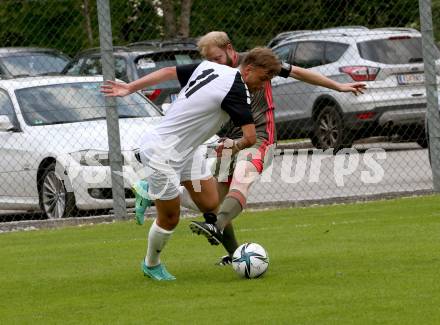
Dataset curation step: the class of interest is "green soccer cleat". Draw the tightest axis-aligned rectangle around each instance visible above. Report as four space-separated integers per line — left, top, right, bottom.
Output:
132 180 151 225
141 261 176 281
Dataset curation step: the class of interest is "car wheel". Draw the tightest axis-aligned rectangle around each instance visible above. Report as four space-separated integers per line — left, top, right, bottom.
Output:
39 163 77 219
312 105 353 152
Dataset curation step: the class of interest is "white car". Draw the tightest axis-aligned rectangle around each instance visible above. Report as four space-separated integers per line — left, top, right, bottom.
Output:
0 76 165 219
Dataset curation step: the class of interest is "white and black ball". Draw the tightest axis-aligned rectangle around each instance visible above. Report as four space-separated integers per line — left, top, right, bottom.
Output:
232 243 269 279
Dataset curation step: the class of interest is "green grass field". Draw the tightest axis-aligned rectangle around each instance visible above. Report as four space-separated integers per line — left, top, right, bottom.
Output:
1 195 440 324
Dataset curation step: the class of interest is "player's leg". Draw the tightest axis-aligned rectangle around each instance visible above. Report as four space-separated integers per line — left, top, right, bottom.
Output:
216 144 275 259
179 145 220 213
190 143 274 249
142 197 178 281
216 160 259 230
217 181 231 202
189 159 258 246
142 168 180 281
178 185 200 211
214 171 244 260
132 179 151 225
217 143 275 231
181 147 226 245
181 176 219 213
178 165 230 212
190 146 260 243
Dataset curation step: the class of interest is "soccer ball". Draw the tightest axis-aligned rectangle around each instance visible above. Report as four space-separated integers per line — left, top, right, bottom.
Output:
232 243 269 279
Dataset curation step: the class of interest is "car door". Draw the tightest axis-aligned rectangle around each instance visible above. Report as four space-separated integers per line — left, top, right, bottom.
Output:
0 89 38 207
290 41 327 124
81 55 129 81
271 42 298 136
63 57 86 75
272 41 326 138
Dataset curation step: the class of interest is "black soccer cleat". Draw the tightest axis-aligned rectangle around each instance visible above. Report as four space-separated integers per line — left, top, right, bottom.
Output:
215 255 232 266
189 221 223 246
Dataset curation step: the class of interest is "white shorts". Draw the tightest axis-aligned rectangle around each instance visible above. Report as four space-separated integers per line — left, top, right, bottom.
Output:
140 145 212 200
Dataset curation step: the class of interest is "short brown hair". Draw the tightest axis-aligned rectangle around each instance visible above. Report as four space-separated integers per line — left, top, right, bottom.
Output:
242 47 281 77
197 31 231 58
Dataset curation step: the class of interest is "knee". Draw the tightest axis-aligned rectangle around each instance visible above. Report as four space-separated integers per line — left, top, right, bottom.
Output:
198 196 219 213
157 212 180 230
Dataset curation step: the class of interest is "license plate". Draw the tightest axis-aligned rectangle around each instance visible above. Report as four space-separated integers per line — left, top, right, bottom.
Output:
397 73 424 85
170 93 178 102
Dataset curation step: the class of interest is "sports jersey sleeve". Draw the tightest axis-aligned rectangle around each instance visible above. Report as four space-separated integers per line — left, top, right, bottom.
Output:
176 63 200 87
278 61 292 78
221 72 254 127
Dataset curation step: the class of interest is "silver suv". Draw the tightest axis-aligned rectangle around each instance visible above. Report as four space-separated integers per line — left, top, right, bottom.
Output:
271 26 437 150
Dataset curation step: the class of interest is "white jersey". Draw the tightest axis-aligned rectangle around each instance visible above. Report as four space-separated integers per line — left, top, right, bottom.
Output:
140 61 253 167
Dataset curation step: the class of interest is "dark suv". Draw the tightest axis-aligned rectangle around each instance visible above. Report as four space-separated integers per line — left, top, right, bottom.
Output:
0 47 70 79
62 41 202 108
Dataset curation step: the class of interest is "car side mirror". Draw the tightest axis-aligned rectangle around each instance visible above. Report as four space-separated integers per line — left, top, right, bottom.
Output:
0 115 16 132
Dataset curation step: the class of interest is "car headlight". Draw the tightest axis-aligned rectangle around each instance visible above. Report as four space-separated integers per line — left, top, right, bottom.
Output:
69 150 125 166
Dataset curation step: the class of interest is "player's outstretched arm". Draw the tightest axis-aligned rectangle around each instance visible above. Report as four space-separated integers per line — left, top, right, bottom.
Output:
101 66 178 97
288 65 366 96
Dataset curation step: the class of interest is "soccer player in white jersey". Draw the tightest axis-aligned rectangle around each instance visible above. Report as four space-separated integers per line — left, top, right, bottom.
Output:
101 47 282 281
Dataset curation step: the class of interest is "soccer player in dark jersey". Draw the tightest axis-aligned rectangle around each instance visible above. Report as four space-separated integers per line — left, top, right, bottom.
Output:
186 31 366 265
102 47 282 280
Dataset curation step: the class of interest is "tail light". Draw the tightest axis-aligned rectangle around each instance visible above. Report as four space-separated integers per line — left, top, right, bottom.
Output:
142 89 162 101
339 66 380 81
356 112 376 120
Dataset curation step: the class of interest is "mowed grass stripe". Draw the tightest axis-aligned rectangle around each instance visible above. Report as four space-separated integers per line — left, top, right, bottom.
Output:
0 195 439 324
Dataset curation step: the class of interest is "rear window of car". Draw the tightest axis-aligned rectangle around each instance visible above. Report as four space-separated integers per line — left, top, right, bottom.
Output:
293 42 325 68
15 82 161 126
357 37 440 64
135 50 202 88
325 42 349 64
273 43 295 63
1 53 69 76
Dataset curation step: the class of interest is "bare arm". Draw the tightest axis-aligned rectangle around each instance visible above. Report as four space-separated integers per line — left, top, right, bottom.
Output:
289 65 366 96
101 66 177 97
233 124 257 154
213 124 256 157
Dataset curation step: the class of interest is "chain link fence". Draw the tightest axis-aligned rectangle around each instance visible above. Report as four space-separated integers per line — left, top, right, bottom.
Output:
0 0 439 223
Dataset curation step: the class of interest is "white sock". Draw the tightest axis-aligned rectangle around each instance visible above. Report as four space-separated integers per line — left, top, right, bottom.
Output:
178 186 200 212
145 219 174 267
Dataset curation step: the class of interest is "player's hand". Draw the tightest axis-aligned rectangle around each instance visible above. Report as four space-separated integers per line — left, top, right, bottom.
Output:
207 138 235 158
338 82 366 96
100 80 131 97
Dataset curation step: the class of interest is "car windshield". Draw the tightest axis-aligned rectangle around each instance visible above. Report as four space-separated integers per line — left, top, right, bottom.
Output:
136 51 202 88
2 53 69 76
15 82 162 126
357 37 440 64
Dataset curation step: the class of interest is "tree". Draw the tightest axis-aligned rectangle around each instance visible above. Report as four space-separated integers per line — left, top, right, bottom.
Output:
82 0 94 47
154 0 193 38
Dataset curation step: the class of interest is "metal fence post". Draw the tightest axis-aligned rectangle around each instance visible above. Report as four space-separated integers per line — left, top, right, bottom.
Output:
96 0 127 216
419 0 440 191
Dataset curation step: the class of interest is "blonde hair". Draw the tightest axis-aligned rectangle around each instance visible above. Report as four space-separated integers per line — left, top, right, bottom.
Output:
242 47 281 77
197 31 231 58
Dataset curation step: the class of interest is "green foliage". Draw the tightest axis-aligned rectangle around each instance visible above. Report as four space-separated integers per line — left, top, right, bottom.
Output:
0 0 435 56
0 1 85 56
191 0 421 50
0 0 161 57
